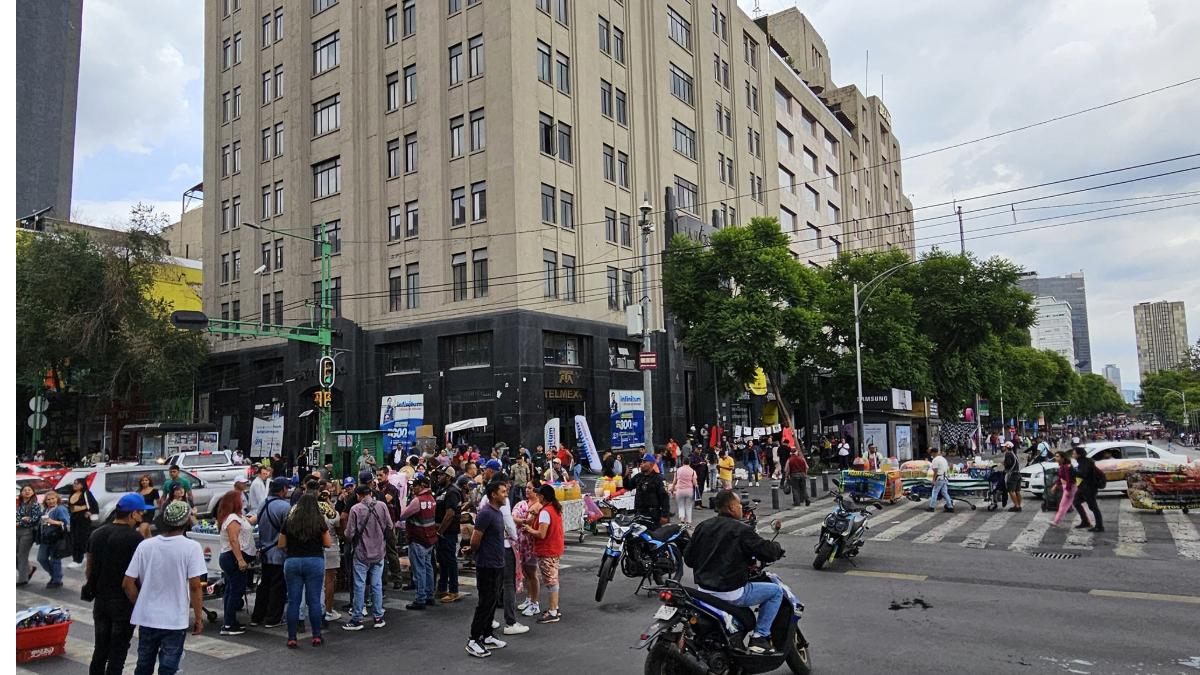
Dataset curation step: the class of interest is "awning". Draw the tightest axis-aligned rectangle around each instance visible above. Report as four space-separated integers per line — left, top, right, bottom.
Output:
444 418 488 434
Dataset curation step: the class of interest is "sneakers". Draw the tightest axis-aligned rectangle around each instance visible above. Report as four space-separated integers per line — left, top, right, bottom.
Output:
1074 522 1092 529
219 626 246 636
341 620 364 631
502 622 530 635
943 507 955 513
66 561 83 569
747 635 775 653
405 601 426 611
520 602 540 617
492 619 500 630
441 592 463 603
1089 526 1105 533
482 636 507 650
536 610 561 624
264 620 283 629
323 610 341 622
45 581 63 589
517 599 531 611
925 507 935 512
286 639 298 649
465 639 491 658
373 618 387 629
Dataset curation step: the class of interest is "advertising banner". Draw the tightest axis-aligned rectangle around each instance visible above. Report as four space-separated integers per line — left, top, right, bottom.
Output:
862 423 888 454
574 415 603 472
608 389 645 450
250 402 285 458
544 418 560 453
380 394 424 457
894 425 913 461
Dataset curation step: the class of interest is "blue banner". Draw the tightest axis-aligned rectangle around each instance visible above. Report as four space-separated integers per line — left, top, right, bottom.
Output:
609 389 645 450
380 394 423 458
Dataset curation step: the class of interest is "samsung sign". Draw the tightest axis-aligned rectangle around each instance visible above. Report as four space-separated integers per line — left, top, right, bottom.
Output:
861 388 913 411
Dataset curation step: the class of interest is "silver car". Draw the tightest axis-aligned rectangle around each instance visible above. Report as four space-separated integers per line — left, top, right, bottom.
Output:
54 464 232 522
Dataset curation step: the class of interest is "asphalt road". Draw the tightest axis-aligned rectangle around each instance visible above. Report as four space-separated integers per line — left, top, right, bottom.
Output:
16 479 1200 675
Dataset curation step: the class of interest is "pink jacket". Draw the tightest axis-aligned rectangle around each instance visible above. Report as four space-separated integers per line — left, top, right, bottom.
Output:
672 464 698 497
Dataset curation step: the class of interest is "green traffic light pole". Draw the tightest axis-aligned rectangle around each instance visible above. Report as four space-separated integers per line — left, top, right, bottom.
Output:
172 222 334 468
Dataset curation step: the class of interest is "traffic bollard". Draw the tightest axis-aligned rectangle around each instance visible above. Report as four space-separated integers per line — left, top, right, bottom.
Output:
771 486 780 510
810 476 818 497
821 472 830 492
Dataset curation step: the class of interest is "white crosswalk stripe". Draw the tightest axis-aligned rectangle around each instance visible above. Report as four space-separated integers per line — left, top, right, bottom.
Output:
1115 500 1147 558
766 508 827 535
1008 510 1055 553
913 511 975 544
1162 511 1200 561
961 509 1017 549
1064 525 1094 550
872 502 937 542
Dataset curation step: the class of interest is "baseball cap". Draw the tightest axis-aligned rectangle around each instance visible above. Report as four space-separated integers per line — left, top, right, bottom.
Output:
342 476 356 488
358 470 375 485
116 493 153 513
484 459 503 471
269 477 290 493
413 473 430 485
233 477 249 486
161 500 191 528
1004 441 1014 448
641 454 656 463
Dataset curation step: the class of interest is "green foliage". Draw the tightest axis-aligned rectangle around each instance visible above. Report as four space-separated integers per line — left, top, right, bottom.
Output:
1140 345 1200 428
1070 373 1128 418
16 204 209 415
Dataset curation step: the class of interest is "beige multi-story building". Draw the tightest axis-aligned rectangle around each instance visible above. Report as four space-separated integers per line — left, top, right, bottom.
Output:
1134 300 1189 378
199 0 912 459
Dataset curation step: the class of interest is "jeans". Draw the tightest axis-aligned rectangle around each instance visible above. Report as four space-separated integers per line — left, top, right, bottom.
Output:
283 556 324 639
408 540 435 603
133 626 186 675
251 562 286 624
745 459 761 478
37 544 63 583
90 599 134 675
435 533 459 594
732 582 786 638
16 527 35 583
218 551 252 629
500 547 517 626
929 479 953 509
789 475 808 506
351 558 384 621
469 566 503 642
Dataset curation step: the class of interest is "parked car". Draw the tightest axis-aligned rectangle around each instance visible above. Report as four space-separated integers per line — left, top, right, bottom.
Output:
54 464 232 523
16 461 71 484
15 477 56 505
164 450 251 485
1020 441 1191 497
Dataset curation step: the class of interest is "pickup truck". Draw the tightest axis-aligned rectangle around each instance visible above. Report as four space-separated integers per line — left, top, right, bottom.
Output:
164 450 251 485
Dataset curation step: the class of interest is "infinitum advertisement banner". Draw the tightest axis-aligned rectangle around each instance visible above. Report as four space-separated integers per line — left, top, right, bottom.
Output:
380 394 424 457
608 389 645 449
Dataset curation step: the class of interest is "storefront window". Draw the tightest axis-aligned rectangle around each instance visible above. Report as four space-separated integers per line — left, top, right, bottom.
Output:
543 332 581 366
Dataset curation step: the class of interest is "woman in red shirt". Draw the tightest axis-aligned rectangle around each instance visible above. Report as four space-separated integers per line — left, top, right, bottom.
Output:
524 484 564 624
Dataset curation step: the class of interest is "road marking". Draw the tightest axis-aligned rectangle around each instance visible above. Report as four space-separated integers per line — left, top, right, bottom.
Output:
961 509 1017 549
1162 511 1200 561
560 553 596 563
872 505 937 542
844 570 927 582
913 511 974 544
1089 589 1200 605
1064 525 1094 551
1115 500 1147 558
766 508 827 535
1009 510 1055 553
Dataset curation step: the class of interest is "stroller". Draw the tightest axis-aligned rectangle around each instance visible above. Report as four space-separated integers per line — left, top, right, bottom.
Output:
985 467 1009 512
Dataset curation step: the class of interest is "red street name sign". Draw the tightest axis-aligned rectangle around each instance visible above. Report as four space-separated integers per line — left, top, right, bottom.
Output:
638 352 657 370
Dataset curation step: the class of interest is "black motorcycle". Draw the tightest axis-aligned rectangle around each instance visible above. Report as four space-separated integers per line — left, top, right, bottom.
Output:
637 523 811 675
595 508 689 603
812 490 883 570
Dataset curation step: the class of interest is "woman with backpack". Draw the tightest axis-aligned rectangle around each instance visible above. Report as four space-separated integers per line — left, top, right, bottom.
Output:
1071 447 1105 532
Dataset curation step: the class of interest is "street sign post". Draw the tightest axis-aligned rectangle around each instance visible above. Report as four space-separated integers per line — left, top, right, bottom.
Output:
638 351 657 370
28 396 48 453
27 413 47 430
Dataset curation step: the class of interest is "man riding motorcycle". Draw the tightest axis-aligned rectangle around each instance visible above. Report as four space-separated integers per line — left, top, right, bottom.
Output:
683 490 784 653
628 453 671 525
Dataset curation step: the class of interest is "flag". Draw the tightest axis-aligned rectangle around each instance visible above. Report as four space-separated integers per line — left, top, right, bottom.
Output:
544 418 560 453
574 415 602 473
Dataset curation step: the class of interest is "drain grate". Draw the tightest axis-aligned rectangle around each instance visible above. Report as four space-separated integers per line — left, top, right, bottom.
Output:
1030 552 1080 560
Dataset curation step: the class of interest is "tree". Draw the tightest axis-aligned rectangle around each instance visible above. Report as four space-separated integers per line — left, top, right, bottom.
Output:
1070 373 1127 419
1140 352 1200 430
662 217 825 424
16 205 209 425
982 345 1076 424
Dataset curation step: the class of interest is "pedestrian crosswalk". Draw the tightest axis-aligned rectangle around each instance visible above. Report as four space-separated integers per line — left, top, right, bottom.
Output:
771 498 1200 560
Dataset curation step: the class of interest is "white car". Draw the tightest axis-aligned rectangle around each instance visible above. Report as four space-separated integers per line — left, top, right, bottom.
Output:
1020 441 1191 497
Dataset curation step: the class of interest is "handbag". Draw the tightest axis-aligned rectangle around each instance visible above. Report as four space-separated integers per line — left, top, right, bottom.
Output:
52 527 72 560
782 478 792 495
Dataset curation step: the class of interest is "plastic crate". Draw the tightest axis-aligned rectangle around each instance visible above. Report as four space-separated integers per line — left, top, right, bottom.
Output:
16 620 71 663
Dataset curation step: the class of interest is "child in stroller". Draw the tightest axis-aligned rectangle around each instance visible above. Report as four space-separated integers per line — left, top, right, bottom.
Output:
986 467 1008 511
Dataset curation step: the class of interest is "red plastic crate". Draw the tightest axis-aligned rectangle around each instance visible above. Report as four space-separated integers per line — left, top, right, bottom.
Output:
16 621 71 663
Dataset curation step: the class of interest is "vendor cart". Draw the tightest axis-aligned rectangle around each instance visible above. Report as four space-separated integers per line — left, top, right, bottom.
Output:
1127 468 1200 514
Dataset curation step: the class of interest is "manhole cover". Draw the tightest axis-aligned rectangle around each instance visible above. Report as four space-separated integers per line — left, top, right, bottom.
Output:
1030 552 1080 560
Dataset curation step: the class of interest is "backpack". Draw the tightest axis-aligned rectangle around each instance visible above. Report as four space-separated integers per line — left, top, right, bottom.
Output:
1092 466 1108 490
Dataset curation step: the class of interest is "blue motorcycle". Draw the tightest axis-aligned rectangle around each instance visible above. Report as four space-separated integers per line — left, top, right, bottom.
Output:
595 507 689 603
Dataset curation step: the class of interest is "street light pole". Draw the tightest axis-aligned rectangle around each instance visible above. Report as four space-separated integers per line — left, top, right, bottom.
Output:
639 197 655 453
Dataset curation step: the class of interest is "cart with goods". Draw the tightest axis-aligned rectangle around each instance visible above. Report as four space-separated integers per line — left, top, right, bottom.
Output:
16 607 71 664
836 469 905 503
1126 465 1200 514
549 481 588 542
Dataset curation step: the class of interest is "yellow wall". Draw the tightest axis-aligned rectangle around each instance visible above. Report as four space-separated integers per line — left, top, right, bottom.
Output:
151 260 203 311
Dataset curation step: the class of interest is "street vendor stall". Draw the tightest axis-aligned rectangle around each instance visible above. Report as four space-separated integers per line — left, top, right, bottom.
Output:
1126 464 1200 513
899 460 993 498
837 469 905 503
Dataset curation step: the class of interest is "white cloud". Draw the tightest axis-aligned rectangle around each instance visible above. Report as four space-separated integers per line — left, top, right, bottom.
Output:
168 162 201 183
72 199 181 230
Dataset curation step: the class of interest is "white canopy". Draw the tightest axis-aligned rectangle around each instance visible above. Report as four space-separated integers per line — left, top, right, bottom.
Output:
444 417 488 434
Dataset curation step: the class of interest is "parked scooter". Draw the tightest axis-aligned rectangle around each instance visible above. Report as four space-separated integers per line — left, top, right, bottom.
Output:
812 490 883 570
595 506 690 603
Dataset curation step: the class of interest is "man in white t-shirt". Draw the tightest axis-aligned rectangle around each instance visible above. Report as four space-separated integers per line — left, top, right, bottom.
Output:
925 447 954 513
122 500 208 675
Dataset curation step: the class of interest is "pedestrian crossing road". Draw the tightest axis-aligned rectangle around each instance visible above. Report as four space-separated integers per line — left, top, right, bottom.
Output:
765 497 1200 560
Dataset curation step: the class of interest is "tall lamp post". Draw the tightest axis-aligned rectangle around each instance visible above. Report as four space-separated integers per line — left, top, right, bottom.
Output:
853 259 922 455
1148 386 1190 432
639 197 655 452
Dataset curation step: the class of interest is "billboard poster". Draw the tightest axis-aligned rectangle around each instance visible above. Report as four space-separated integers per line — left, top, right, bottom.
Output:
250 402 285 458
381 394 424 458
608 389 645 450
894 425 913 461
862 423 888 455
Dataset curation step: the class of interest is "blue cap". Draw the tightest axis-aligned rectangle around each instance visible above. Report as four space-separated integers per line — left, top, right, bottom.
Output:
642 454 657 463
342 476 356 487
485 459 503 471
116 493 152 513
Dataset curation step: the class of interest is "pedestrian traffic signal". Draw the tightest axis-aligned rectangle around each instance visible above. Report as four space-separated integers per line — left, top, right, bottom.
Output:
313 390 332 407
318 355 336 388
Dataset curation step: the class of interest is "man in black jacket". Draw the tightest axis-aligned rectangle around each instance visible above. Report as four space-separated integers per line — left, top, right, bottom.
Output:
628 454 671 524
684 490 784 653
1071 447 1104 532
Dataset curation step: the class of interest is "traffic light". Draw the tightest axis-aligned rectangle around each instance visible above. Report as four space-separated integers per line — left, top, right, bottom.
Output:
319 355 336 388
313 390 331 407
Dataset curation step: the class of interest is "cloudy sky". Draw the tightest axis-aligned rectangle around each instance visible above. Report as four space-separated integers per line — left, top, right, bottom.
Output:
71 0 1198 391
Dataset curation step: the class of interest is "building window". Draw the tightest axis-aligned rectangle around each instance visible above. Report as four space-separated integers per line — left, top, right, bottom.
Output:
446 332 490 368
469 108 485 151
824 132 837 155
220 254 229 283
385 4 398 44
402 0 416 37
561 254 576 299
232 250 242 281
472 248 488 298
260 71 270 104
448 43 463 85
602 144 615 182
617 151 629 188
537 41 552 84
221 146 231 177
609 341 637 369
260 127 271 161
403 64 416 103
622 270 634 307
606 267 619 309
261 185 272 219
743 33 758 69
599 16 610 54
405 133 417 172
273 181 283 214
673 119 696 160
543 250 558 298
383 340 420 372
222 38 231 69
613 27 625 64
471 181 487 220
448 0 461 14
557 122 572 163
313 0 337 13
450 187 466 226
826 167 839 191
261 293 271 325
555 0 569 25
233 32 243 63
669 63 693 106
230 141 241 173
667 6 691 51
388 267 404 311
406 200 419 237
600 79 612 117
674 175 698 213
451 252 467 301
779 165 795 193
260 241 271 269
274 239 284 270
272 123 283 157
449 116 464 158
313 32 339 74
543 332 580 366
378 138 397 178
556 52 570 94
540 184 556 223
312 219 341 256
620 213 632 247
805 185 819 210
780 206 797 233
386 71 399 111
777 125 793 154
273 65 283 99
313 156 340 198
232 86 242 118
313 94 340 135
605 208 617 243
828 202 840 223
388 205 403 240
468 34 484 76
539 113 555 154
804 147 817 173
560 190 574 229
615 88 627 125
311 277 342 317
405 263 420 308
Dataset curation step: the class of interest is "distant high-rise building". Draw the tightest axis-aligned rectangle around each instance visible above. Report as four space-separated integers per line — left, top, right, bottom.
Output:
1102 364 1121 391
15 0 83 222
1018 272 1092 373
1030 297 1075 365
1122 389 1139 405
1133 301 1189 378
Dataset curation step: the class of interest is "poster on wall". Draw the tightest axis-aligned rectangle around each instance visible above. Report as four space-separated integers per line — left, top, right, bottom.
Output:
862 423 888 455
608 389 645 450
894 425 913 461
381 394 424 458
250 402 285 458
